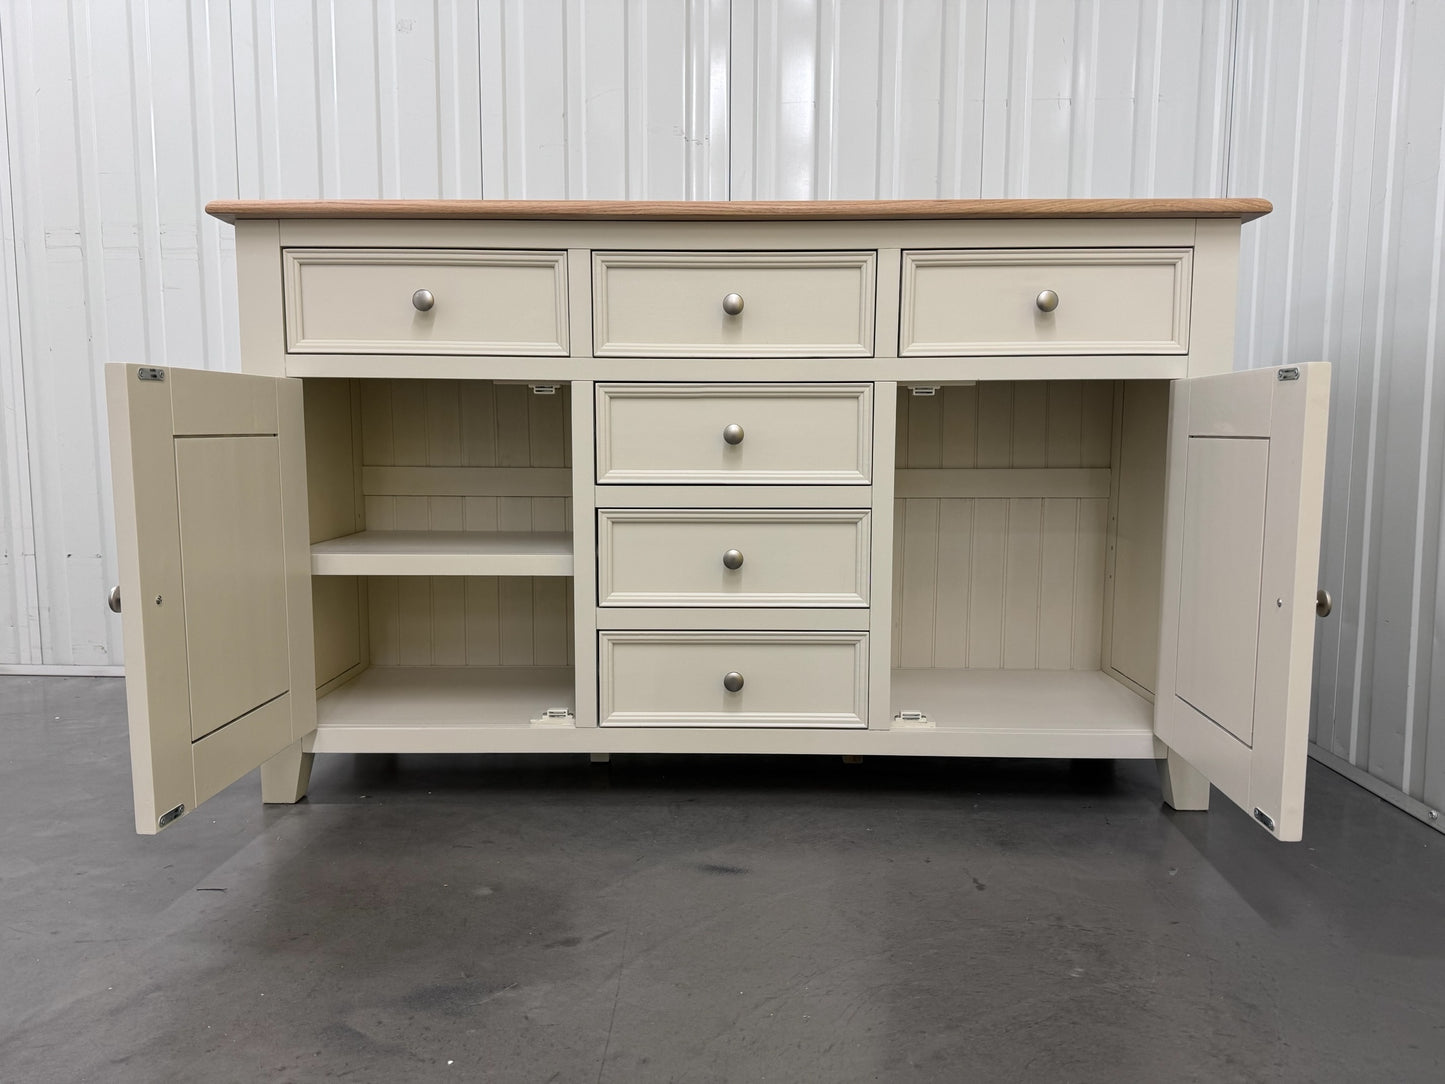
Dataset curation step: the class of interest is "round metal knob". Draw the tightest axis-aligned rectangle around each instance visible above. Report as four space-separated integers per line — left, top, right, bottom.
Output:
1035 289 1059 313
722 423 745 446
412 288 435 312
1316 588 1333 618
722 549 744 571
722 292 745 316
107 585 122 614
723 671 745 693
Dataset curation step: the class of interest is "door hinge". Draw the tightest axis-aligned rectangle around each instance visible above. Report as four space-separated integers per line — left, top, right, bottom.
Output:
531 707 575 727
158 803 185 828
1277 367 1300 382
1253 807 1277 833
894 710 933 728
138 367 166 382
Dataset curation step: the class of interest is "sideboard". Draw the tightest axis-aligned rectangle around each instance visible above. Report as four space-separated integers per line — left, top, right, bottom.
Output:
104 198 1330 840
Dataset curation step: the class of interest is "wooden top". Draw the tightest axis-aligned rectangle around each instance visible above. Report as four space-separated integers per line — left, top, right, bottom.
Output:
206 197 1272 223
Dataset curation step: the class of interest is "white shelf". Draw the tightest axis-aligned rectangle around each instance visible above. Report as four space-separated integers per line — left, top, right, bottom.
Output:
889 669 1157 757
308 665 1158 758
310 530 573 577
315 666 576 745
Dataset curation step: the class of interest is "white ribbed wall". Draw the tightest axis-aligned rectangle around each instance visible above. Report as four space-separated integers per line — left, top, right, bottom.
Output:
1 1 1440 822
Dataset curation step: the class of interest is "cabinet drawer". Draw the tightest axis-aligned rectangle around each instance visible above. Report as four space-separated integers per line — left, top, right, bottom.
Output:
282 248 568 355
598 509 870 607
900 248 1192 356
596 383 872 485
599 631 868 728
592 251 876 357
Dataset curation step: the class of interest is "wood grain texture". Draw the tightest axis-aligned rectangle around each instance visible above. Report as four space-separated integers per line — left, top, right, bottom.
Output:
207 198 1273 222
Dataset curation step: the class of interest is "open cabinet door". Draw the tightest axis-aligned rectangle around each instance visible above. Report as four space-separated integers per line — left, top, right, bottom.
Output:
1155 363 1330 841
106 365 316 833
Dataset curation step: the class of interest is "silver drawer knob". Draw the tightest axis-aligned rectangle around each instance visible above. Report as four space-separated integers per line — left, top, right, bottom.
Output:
722 549 744 570
1317 588 1333 618
722 292 745 316
723 671 745 693
107 585 122 614
722 423 745 445
1035 289 1059 313
412 288 435 312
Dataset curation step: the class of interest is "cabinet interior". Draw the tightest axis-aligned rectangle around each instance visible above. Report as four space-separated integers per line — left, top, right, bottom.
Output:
888 379 1170 734
303 378 576 726
298 376 1171 737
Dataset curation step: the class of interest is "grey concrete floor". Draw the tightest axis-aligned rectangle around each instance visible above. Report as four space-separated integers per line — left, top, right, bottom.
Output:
2 677 1443 1083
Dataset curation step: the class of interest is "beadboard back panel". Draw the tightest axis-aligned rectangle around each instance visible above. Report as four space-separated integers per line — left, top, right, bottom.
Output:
892 381 1114 671
894 382 1115 469
891 496 1109 672
359 379 573 668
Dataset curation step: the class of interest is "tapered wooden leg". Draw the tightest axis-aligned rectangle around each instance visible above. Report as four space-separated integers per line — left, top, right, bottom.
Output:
1159 749 1210 811
590 752 611 764
261 739 314 804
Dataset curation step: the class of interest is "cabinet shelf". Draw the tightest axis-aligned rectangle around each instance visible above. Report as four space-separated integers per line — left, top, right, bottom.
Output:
315 666 577 750
310 530 573 577
889 669 1156 757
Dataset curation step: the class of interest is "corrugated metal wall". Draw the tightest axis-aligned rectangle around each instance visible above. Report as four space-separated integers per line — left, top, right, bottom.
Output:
1230 0 1445 821
1 1 1440 823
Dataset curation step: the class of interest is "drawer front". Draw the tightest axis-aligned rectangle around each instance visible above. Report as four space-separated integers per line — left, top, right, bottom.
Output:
598 509 870 607
599 631 868 728
596 383 873 485
283 248 568 355
592 251 876 357
900 247 1192 356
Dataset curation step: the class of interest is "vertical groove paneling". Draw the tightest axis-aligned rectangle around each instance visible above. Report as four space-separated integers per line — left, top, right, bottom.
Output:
0 0 725 666
893 382 1113 670
0 1 1440 829
733 0 1232 199
0 10 42 664
1232 0 1445 817
359 380 571 667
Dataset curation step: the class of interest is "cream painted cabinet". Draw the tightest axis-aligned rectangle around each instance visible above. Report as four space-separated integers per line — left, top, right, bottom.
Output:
106 197 1330 841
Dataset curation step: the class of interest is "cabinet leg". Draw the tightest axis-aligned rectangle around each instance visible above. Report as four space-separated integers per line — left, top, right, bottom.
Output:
1158 750 1210 812
589 752 611 764
261 739 314 804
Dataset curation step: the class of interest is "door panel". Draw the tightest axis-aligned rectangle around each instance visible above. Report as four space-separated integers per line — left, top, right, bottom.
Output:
1155 364 1330 841
175 437 291 739
1175 438 1269 745
106 365 315 833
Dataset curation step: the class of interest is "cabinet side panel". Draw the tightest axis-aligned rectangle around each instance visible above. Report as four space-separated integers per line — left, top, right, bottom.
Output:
1186 219 1241 378
1107 381 1170 693
236 221 285 377
305 379 365 687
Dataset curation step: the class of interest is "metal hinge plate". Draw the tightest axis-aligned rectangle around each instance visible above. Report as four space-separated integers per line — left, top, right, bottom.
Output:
1253 807 1277 833
908 385 939 397
530 384 559 396
158 803 185 828
531 707 575 728
1277 367 1300 382
138 367 166 382
893 710 934 728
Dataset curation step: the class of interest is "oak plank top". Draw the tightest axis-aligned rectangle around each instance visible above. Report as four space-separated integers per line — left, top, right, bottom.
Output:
207 197 1271 223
